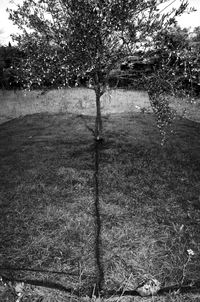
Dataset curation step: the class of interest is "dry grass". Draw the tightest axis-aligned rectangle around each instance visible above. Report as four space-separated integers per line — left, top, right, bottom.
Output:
0 88 150 125
1 87 200 125
0 90 200 301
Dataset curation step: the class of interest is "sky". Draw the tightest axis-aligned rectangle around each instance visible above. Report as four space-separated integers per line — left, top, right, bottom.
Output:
0 0 200 45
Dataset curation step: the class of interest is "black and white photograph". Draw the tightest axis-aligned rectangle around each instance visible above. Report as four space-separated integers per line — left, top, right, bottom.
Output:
0 0 200 301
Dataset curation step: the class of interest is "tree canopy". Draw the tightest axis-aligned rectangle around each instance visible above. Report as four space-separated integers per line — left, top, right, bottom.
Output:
8 0 189 89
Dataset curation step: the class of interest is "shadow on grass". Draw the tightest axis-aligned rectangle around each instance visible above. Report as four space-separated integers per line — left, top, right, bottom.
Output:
0 112 200 301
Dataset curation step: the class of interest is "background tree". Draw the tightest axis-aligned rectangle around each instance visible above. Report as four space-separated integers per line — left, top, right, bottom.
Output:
0 44 23 89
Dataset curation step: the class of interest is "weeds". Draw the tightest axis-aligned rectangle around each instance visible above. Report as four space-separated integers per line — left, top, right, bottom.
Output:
180 249 195 287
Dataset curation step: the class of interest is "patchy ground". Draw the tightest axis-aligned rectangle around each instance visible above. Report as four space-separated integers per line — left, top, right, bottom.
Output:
0 92 200 301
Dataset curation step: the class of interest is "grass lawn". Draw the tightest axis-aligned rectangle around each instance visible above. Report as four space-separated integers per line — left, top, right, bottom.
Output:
0 97 200 301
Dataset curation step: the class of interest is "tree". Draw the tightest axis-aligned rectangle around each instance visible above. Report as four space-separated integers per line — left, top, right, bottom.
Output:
8 0 189 292
8 0 189 139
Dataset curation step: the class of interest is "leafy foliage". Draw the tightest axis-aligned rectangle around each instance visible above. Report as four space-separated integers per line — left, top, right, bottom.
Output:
153 26 200 97
8 0 189 91
0 44 23 89
14 33 71 88
135 25 200 143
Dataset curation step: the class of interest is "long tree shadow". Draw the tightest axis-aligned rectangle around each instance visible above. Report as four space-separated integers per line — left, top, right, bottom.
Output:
93 138 104 295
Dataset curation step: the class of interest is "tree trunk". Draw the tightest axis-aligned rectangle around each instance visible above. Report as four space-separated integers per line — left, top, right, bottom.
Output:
95 87 103 140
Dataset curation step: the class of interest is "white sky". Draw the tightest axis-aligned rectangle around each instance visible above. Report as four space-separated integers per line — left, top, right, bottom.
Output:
0 0 200 45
